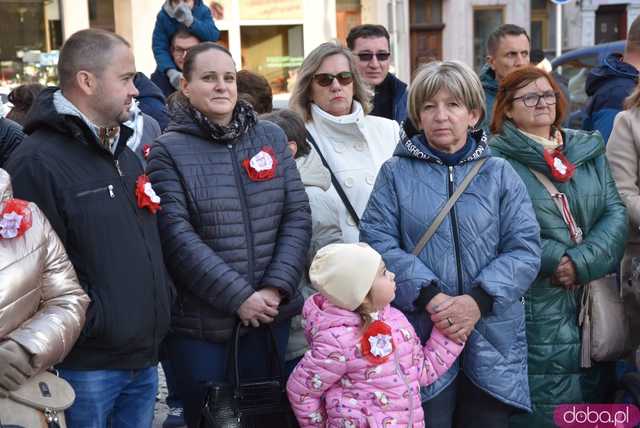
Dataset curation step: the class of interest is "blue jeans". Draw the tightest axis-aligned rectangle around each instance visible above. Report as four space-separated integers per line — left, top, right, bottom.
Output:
58 367 158 428
166 322 290 428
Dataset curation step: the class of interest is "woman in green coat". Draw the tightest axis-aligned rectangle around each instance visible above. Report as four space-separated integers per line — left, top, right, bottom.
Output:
489 66 628 427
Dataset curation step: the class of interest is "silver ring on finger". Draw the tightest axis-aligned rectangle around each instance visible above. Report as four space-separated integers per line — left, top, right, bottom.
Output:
447 317 454 327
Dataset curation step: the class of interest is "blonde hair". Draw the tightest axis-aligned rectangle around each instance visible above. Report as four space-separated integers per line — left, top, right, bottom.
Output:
289 42 372 122
407 60 486 129
625 80 640 110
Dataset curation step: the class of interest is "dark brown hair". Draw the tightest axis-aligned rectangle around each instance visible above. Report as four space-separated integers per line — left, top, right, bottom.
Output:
490 66 567 135
6 83 45 125
182 42 234 82
260 109 310 158
237 70 272 114
346 24 390 50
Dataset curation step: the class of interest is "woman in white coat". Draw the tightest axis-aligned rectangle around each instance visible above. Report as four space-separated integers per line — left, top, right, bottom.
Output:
289 42 400 243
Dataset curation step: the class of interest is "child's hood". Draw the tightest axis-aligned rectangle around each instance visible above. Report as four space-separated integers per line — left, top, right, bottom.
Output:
302 293 391 342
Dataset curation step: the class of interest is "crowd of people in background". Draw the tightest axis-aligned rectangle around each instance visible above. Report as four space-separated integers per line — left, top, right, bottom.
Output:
1 0 640 427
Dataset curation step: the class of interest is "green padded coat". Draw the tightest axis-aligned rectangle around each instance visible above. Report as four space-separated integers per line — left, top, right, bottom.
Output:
490 121 628 427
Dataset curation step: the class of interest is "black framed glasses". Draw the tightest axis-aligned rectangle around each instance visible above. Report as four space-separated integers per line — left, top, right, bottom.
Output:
355 52 391 62
313 72 354 87
512 91 558 107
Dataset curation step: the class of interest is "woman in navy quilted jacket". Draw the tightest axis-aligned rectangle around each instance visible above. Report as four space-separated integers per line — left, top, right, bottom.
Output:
147 42 311 427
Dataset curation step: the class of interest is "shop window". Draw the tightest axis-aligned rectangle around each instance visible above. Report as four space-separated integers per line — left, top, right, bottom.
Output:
473 7 504 72
240 25 303 94
0 0 62 85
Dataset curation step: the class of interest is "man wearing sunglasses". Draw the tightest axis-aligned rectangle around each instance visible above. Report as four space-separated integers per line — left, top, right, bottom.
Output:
347 24 408 124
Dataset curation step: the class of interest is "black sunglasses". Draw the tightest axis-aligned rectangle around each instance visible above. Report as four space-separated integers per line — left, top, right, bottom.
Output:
356 52 391 62
313 72 354 87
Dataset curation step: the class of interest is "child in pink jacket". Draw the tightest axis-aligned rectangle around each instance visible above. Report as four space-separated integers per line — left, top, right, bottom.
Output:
287 243 464 428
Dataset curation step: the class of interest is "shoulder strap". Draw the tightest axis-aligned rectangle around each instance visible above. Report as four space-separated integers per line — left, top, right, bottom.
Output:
412 158 488 256
306 131 360 226
529 168 583 244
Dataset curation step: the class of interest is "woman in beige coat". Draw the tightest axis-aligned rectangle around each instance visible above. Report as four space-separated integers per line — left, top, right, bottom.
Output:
0 168 88 396
606 85 640 352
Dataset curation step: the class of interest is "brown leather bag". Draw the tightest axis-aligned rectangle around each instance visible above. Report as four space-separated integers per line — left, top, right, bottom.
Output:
530 168 631 368
0 371 75 428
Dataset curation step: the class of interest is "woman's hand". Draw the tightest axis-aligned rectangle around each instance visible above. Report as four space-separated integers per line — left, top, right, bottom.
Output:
258 287 282 308
236 292 279 327
0 340 34 395
426 292 453 314
430 295 481 343
552 256 578 289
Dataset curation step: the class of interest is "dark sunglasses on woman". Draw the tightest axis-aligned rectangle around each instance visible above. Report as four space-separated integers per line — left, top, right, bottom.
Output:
313 72 354 87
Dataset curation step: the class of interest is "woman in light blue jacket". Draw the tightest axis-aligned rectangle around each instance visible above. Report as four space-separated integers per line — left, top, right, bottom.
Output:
359 60 541 428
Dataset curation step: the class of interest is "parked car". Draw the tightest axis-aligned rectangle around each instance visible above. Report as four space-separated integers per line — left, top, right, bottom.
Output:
551 40 625 128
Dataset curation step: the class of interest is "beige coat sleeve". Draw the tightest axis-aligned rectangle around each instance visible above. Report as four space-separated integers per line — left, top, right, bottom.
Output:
8 206 90 372
607 110 640 226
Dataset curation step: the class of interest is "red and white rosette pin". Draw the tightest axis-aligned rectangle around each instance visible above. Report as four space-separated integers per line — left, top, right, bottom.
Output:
242 146 278 181
361 320 395 365
543 148 575 182
0 199 32 239
135 175 161 214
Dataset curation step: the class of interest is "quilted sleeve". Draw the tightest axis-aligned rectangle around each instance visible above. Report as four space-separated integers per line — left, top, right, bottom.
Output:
286 330 347 428
418 328 464 386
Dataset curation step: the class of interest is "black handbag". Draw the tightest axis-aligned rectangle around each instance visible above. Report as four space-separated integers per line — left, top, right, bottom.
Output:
198 322 296 428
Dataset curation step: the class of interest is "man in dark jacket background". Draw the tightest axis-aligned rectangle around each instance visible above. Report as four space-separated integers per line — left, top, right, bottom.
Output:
347 24 408 124
478 24 530 131
584 15 640 142
0 117 23 167
134 72 170 130
151 28 201 98
4 29 172 427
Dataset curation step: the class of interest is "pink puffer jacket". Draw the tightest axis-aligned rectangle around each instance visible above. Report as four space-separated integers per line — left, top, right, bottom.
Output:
287 293 463 428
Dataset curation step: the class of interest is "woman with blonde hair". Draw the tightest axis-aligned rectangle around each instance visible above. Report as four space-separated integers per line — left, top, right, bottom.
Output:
360 60 541 428
289 42 399 243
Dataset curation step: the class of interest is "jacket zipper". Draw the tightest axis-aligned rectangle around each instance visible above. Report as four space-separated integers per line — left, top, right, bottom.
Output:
448 166 464 296
228 144 256 288
76 185 115 199
448 166 465 370
112 153 159 364
393 349 414 426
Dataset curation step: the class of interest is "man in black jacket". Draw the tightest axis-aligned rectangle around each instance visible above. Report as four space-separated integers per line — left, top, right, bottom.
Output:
4 29 172 427
347 24 408 124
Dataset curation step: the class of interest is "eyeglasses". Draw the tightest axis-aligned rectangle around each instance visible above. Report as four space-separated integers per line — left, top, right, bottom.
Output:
313 72 354 87
512 91 558 107
355 52 391 62
172 46 190 57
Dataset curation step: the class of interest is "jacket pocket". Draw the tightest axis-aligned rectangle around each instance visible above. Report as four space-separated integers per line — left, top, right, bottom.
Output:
76 184 115 199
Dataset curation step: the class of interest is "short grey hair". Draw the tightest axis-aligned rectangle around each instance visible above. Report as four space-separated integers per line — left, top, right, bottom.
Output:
58 29 130 91
407 60 486 129
289 42 372 122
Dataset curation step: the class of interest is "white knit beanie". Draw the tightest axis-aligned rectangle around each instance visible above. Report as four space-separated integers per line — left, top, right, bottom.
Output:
309 243 382 311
